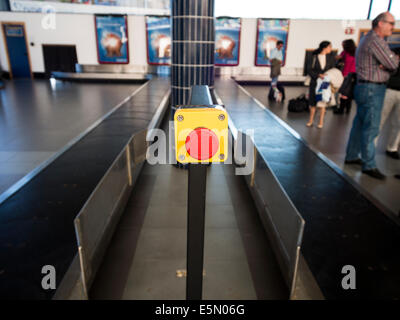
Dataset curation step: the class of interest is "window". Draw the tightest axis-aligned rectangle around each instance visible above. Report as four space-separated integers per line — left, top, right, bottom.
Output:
390 0 400 17
215 0 372 19
369 0 391 19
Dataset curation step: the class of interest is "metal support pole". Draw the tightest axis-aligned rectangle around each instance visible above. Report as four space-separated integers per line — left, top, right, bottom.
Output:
186 163 207 300
185 85 213 300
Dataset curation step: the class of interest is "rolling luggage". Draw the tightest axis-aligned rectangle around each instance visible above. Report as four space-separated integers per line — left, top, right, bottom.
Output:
268 84 285 101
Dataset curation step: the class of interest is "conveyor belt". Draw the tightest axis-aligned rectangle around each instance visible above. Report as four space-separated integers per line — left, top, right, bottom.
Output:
89 113 289 300
215 78 400 299
0 78 170 299
52 71 149 83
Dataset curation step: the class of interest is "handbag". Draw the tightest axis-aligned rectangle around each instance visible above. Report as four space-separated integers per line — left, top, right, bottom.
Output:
339 72 356 98
288 94 309 112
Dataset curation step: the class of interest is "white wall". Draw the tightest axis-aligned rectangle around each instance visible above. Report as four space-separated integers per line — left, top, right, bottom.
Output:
284 19 373 73
0 12 399 75
227 18 380 76
0 12 147 72
129 15 147 67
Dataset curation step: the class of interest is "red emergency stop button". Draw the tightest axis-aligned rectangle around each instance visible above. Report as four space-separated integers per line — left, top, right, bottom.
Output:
185 127 219 160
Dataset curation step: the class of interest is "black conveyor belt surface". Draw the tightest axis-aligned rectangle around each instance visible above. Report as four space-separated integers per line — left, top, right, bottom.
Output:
215 78 400 299
0 78 170 299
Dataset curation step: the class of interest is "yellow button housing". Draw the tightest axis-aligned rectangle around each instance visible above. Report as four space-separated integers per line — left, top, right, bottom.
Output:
174 105 228 163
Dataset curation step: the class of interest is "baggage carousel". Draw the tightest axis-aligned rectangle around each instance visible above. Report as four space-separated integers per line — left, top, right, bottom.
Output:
1 76 399 300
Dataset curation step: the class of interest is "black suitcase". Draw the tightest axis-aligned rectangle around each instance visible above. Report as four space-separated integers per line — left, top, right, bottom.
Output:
288 94 309 112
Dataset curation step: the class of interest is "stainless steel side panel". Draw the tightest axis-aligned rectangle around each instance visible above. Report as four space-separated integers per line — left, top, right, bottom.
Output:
74 146 130 293
233 130 305 295
251 148 304 290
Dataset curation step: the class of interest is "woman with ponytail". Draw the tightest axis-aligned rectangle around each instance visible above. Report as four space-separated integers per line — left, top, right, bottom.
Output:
306 41 336 128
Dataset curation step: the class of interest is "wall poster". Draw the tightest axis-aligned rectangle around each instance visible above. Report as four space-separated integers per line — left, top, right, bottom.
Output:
95 14 129 64
358 28 400 50
215 17 241 66
388 30 400 50
255 18 289 66
146 16 171 65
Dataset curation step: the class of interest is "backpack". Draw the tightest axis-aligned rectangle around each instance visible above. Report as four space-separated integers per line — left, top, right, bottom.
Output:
268 84 285 101
288 94 309 112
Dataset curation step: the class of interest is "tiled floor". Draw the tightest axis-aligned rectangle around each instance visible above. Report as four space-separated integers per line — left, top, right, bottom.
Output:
0 79 142 199
243 85 400 216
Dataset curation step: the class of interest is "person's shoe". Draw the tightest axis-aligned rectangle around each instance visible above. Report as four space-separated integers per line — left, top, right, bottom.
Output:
386 150 400 159
306 122 313 127
344 158 363 165
317 123 323 129
395 174 400 179
333 108 344 114
362 168 386 180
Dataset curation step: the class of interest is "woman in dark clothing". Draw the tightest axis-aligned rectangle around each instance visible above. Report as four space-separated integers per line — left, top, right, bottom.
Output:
334 39 357 114
306 41 336 128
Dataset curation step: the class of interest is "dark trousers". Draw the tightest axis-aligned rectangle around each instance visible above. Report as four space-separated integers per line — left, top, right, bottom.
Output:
338 98 352 113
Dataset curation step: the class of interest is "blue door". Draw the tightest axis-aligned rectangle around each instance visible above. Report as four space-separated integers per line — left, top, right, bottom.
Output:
2 23 31 78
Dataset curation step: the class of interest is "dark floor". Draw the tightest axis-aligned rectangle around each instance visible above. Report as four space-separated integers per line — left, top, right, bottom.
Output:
0 79 142 200
0 77 170 299
214 79 400 299
242 85 400 216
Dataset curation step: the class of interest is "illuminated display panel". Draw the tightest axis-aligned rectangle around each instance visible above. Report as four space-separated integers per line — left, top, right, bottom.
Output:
95 15 129 64
255 18 289 67
146 16 171 65
215 17 241 66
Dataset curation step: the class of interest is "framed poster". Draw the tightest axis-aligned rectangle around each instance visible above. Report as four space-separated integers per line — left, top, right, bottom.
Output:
255 18 289 67
95 14 129 64
358 29 369 45
358 28 400 50
388 30 400 50
215 17 241 66
146 16 171 65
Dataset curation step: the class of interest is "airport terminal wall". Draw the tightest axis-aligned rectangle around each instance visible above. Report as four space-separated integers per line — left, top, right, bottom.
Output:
0 11 388 77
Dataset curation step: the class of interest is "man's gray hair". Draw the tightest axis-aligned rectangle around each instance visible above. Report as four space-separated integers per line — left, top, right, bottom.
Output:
372 12 388 29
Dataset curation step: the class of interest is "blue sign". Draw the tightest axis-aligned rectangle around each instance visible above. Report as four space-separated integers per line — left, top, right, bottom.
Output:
255 19 289 66
215 17 241 66
95 15 129 64
146 16 171 65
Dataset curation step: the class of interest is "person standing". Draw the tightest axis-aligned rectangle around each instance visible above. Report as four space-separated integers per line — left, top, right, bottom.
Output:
378 47 400 160
334 39 357 114
269 40 284 99
306 41 336 128
344 12 399 180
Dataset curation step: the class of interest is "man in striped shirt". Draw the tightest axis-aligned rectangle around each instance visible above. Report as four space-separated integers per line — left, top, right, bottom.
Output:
345 12 399 180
